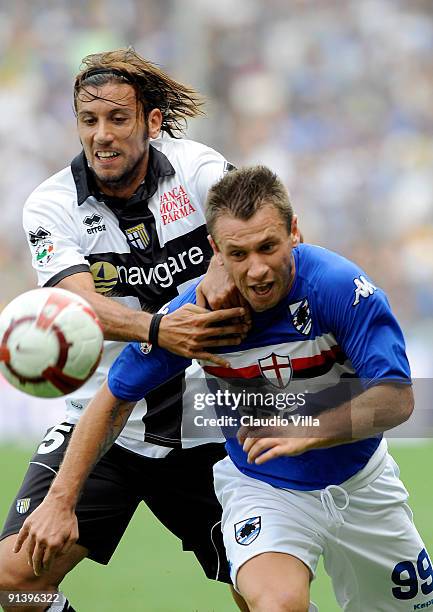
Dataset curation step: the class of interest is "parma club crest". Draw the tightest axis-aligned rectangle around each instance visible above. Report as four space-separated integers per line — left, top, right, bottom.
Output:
289 298 312 335
258 353 292 389
235 516 261 546
16 498 31 514
125 223 150 250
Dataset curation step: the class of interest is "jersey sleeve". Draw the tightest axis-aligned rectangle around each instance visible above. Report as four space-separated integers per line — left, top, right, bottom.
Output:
318 257 410 386
107 281 199 401
23 192 89 287
189 145 235 212
108 343 191 401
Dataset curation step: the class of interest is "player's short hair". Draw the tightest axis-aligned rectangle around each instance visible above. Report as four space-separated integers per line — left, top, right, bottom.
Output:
206 166 294 238
73 47 205 136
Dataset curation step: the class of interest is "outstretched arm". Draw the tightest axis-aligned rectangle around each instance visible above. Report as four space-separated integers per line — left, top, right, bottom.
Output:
14 382 135 576
58 271 248 367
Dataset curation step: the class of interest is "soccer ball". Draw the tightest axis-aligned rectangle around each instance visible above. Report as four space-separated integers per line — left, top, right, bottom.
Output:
0 288 104 398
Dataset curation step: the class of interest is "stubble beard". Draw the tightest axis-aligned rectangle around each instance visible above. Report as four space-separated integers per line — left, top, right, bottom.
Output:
88 124 149 196
93 153 146 192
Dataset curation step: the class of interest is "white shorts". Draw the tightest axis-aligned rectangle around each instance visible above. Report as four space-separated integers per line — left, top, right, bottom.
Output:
214 441 432 611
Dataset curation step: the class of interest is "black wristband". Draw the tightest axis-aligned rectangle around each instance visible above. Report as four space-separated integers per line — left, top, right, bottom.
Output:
148 313 164 347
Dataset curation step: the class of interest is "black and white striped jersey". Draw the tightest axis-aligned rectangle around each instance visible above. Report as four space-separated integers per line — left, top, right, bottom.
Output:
23 134 230 456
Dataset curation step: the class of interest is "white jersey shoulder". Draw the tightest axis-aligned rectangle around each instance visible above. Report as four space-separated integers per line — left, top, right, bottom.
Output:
149 135 229 242
22 165 90 286
24 166 77 216
152 134 226 167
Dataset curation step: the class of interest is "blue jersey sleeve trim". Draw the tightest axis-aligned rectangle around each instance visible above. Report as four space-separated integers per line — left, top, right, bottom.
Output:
363 376 412 390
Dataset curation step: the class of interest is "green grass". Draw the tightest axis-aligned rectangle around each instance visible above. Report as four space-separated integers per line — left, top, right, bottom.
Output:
1 442 432 611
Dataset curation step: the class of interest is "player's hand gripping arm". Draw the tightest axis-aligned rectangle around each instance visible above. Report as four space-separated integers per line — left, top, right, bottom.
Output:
196 254 249 311
13 382 134 576
239 382 414 464
57 271 249 366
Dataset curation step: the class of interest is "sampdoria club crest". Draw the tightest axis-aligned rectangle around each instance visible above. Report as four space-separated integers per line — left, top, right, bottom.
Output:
289 298 312 335
235 516 261 546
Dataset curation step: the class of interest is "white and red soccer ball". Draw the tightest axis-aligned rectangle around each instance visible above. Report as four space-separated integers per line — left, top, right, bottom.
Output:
0 288 104 398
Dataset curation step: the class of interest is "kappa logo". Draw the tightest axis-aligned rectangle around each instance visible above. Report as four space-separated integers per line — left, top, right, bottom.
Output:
125 223 150 250
83 214 106 235
352 275 377 306
289 298 312 335
16 498 31 514
235 516 261 546
160 184 196 226
28 227 51 245
258 353 292 389
413 598 433 609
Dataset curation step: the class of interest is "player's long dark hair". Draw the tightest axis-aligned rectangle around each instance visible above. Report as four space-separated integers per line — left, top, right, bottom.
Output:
73 47 205 137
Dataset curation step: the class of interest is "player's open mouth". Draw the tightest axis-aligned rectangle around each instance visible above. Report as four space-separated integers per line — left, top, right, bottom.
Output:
95 151 120 161
251 282 274 296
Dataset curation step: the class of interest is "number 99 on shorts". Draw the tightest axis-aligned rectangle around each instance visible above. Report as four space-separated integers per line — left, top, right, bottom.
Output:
392 548 433 605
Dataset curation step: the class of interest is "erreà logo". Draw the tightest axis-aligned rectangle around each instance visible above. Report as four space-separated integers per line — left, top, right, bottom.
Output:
83 214 106 235
83 213 102 226
160 185 196 226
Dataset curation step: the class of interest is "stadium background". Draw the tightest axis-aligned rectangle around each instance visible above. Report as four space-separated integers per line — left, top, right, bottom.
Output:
0 0 432 610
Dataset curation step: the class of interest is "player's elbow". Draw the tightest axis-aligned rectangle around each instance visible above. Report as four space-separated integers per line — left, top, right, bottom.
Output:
375 383 414 431
396 384 415 426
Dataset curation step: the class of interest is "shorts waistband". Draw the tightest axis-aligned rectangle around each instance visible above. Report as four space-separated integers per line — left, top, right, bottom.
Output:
337 438 388 494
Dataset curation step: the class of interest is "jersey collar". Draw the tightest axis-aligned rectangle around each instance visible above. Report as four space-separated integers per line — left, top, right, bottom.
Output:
71 143 175 206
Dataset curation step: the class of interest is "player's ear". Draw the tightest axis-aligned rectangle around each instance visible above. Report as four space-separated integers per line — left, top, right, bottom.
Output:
290 214 301 246
147 108 163 139
208 234 224 265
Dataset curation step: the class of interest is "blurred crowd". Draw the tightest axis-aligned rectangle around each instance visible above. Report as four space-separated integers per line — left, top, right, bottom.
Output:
1 0 432 383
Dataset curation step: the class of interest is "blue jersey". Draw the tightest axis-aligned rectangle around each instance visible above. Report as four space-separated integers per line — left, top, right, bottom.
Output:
109 244 410 490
